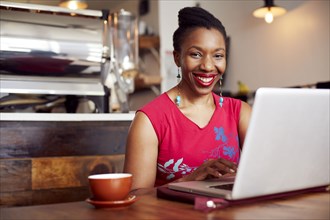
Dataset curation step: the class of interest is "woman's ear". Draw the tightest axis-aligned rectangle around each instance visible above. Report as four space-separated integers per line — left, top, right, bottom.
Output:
173 50 180 67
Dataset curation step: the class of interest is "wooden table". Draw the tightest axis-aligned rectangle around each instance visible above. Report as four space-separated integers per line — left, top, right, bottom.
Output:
1 188 329 220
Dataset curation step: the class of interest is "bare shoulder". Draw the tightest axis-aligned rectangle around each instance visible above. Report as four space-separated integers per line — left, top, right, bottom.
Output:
130 111 151 127
127 111 158 146
238 101 252 146
240 101 252 115
239 101 252 124
130 111 152 129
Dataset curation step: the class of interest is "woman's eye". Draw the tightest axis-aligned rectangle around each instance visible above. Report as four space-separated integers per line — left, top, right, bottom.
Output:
214 54 224 59
191 52 202 58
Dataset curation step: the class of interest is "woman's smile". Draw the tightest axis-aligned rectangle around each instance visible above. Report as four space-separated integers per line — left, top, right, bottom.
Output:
193 72 218 87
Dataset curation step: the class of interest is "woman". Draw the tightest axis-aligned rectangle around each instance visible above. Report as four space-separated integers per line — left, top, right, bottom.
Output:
124 7 251 190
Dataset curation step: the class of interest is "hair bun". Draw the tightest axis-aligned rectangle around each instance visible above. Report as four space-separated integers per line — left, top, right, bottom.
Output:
173 6 227 52
178 7 217 28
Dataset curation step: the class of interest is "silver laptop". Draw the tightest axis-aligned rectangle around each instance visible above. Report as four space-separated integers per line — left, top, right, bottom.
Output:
168 87 330 200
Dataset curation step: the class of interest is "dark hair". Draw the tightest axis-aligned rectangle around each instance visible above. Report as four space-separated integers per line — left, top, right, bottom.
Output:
173 7 228 53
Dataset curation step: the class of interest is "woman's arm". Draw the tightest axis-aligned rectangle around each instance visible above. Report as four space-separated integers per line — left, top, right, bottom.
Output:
123 112 159 190
238 101 252 147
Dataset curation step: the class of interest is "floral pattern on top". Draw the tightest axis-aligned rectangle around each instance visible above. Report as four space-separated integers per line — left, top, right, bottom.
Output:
157 158 197 180
157 126 239 181
207 126 238 160
214 127 227 142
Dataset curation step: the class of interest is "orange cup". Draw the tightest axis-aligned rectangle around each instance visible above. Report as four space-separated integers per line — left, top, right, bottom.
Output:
88 173 132 201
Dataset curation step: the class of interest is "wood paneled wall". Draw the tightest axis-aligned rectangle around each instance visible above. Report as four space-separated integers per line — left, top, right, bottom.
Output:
0 120 131 207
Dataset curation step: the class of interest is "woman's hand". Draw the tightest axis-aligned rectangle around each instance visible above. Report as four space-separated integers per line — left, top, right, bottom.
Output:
177 158 238 182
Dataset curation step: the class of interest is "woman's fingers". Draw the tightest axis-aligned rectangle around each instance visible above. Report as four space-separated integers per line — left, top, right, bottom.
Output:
206 166 223 178
204 161 234 178
185 158 238 181
209 159 237 175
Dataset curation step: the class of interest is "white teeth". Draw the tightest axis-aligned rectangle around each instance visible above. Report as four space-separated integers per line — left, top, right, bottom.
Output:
197 76 213 83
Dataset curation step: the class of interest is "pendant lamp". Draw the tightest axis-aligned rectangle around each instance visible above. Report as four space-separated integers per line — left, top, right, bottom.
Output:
59 0 88 10
253 0 286 24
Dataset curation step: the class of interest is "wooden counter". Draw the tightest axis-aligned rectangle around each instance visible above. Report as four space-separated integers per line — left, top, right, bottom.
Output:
0 188 329 220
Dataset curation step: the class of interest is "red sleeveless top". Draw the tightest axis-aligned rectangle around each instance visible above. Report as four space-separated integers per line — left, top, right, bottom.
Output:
138 92 242 186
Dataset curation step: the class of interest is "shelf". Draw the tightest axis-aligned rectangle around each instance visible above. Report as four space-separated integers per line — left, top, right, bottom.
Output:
139 35 160 49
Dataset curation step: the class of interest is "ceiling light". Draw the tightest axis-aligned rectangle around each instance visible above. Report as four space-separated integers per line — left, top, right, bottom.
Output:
253 0 286 24
59 0 88 10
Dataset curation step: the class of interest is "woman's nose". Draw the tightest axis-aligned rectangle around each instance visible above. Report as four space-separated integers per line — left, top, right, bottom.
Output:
200 57 214 71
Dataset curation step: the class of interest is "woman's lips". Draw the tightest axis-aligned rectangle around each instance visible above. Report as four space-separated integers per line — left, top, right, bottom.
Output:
193 73 218 87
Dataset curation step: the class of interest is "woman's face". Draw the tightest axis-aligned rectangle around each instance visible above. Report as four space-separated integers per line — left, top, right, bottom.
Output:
174 27 226 95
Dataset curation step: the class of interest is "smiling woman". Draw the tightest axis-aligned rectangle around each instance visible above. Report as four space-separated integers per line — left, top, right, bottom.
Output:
124 6 252 190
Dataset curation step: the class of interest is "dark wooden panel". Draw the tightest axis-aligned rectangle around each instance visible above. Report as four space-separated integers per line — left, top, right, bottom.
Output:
0 121 131 158
0 159 31 192
0 120 130 206
0 187 90 207
0 155 124 192
0 155 125 206
32 155 125 190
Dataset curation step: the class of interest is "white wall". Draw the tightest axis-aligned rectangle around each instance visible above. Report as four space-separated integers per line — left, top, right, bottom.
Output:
158 0 329 93
158 0 196 92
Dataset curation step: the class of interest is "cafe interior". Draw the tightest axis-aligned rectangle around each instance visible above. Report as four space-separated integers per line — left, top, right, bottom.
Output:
0 0 329 219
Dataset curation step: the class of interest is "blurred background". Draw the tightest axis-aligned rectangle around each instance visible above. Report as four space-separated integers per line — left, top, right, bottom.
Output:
1 0 329 113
